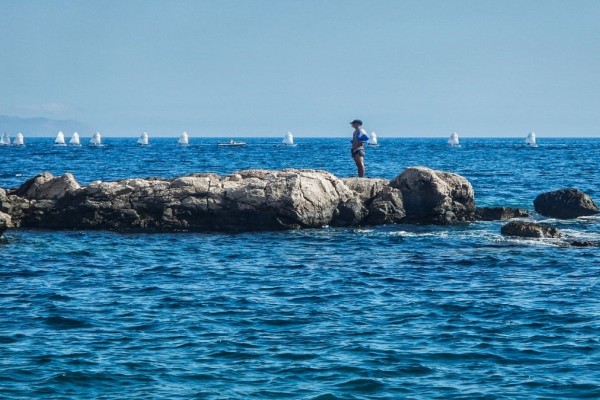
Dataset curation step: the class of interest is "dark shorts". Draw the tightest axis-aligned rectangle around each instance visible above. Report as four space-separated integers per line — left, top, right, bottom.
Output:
351 147 365 158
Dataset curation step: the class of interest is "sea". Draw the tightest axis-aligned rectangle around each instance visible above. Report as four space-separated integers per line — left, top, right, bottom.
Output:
1 137 599 399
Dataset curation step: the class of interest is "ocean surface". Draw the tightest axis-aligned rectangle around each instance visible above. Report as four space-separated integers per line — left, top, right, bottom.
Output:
1 137 599 399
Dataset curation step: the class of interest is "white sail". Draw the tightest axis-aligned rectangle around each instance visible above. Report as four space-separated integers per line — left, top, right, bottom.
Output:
1 132 11 146
14 133 24 146
137 132 149 145
369 131 378 145
448 132 460 146
90 132 102 146
282 131 294 145
69 132 81 146
526 131 537 146
178 131 189 145
54 131 66 145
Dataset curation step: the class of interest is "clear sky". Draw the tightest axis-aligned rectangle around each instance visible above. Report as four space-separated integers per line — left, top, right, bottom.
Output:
1 0 599 137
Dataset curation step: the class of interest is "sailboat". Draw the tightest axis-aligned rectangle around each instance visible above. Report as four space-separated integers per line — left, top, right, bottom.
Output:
137 132 149 146
14 133 25 146
525 131 538 147
69 132 81 146
448 132 460 147
282 131 295 146
54 131 67 146
90 132 102 146
1 132 11 146
178 131 189 146
369 131 379 146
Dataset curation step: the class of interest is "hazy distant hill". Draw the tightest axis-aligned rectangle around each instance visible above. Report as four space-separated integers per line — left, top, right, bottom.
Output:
0 115 89 136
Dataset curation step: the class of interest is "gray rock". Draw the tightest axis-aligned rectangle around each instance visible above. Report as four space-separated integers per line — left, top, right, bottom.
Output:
365 186 405 225
0 211 11 236
15 172 80 200
14 172 54 197
342 178 405 225
10 169 358 232
534 188 599 219
0 167 477 232
475 207 530 221
569 240 600 247
501 221 561 238
0 188 11 214
390 166 475 224
342 178 389 204
332 199 366 226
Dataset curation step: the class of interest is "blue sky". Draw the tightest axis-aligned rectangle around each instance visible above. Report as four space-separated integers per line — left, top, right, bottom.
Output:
1 0 599 137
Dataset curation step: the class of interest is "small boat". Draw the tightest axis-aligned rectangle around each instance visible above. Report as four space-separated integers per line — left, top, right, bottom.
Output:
137 132 149 146
69 132 81 146
1 132 11 146
368 131 379 146
90 132 102 146
282 131 296 146
14 133 25 146
178 131 189 146
448 132 460 147
218 139 246 147
54 131 67 146
525 131 538 147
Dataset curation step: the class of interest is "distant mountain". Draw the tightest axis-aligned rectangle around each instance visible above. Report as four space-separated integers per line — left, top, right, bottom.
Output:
0 115 90 136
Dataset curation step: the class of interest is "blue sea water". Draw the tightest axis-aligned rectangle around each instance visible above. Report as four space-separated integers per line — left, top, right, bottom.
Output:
1 137 599 399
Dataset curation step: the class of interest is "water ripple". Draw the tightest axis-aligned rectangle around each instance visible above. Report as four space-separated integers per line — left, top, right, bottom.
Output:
1 138 599 398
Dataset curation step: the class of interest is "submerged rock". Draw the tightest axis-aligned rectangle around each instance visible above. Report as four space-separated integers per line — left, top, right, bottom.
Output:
501 221 561 238
475 207 530 221
390 166 475 224
569 240 600 247
534 188 599 219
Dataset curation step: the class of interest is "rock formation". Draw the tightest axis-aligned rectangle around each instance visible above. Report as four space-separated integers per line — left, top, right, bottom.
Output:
474 207 530 221
501 221 561 238
2 167 594 238
0 167 476 234
0 211 10 237
390 166 475 224
534 188 599 219
569 240 600 247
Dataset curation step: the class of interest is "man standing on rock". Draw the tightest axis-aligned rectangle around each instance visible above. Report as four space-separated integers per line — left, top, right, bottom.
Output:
350 119 368 177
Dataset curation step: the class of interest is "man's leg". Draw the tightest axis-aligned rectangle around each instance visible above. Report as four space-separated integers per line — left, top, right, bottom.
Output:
354 155 365 177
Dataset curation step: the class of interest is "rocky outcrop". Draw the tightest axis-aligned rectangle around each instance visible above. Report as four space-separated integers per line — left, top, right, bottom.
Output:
15 172 80 200
390 166 475 224
534 189 599 219
341 178 405 225
569 240 600 247
13 170 359 232
0 167 480 233
2 168 598 237
0 211 11 237
474 207 530 221
501 221 561 238
0 188 10 236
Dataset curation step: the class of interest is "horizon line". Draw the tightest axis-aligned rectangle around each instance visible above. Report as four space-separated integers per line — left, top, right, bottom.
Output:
5 135 600 139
